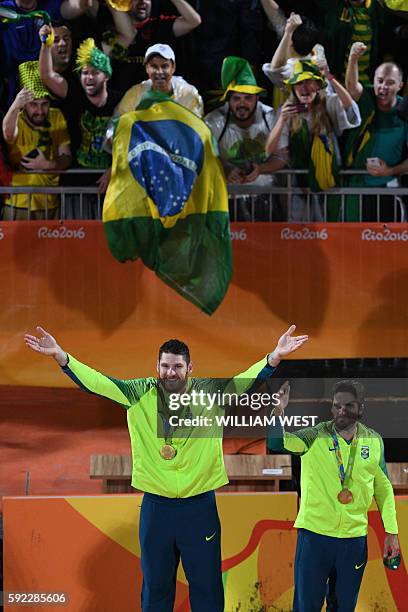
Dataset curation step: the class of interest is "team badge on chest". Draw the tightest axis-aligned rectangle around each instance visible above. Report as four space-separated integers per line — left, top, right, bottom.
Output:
361 446 369 460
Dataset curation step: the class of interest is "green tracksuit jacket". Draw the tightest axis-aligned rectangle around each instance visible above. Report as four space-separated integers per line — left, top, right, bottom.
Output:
269 420 398 538
63 354 274 498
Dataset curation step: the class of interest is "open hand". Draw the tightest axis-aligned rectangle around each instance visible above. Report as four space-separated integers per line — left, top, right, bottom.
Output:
13 88 34 111
268 324 309 367
24 326 68 365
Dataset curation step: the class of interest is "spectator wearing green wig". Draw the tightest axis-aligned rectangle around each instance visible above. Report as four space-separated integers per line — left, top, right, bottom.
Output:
39 34 125 213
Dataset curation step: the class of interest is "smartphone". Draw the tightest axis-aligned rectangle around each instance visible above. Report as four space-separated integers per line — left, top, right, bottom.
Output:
289 103 309 113
25 148 40 159
367 157 381 167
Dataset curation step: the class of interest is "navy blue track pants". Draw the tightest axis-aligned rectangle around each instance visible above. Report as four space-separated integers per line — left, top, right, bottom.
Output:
293 528 368 612
139 491 224 612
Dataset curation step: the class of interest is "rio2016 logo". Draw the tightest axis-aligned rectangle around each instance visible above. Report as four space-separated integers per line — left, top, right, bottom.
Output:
38 226 86 239
280 227 328 240
362 228 408 242
230 229 247 241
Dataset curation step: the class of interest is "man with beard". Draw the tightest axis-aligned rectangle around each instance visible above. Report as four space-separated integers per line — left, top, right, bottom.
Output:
205 56 286 186
2 62 71 219
24 323 308 611
39 36 123 210
38 22 74 100
117 42 203 116
101 0 201 93
269 380 399 612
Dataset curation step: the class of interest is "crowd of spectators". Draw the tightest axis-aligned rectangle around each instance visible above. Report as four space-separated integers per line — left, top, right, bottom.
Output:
0 0 407 220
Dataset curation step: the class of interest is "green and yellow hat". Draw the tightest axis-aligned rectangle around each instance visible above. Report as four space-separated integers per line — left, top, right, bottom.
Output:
285 60 325 88
18 61 51 99
382 0 408 9
76 38 112 78
221 56 265 101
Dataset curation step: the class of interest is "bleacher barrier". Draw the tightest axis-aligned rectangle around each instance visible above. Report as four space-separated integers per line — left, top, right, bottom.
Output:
0 169 407 222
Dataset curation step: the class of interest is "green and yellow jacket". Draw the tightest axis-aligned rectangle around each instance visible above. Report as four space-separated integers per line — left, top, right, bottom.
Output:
269 420 398 538
63 354 274 498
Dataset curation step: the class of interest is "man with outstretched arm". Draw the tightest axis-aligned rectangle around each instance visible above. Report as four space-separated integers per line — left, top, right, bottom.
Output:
269 380 399 612
25 324 308 612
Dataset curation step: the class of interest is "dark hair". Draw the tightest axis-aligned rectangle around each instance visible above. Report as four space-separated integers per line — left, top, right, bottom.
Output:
159 339 190 363
51 20 70 29
332 380 365 405
292 17 320 57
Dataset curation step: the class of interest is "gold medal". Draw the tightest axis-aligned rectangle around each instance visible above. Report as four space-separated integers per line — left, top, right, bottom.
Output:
160 444 177 460
337 488 353 504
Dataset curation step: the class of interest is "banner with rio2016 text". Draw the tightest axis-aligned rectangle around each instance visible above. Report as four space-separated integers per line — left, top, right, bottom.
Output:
0 221 407 387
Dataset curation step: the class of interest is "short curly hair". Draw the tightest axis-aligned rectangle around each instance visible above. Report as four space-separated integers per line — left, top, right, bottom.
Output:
332 380 365 405
159 339 190 364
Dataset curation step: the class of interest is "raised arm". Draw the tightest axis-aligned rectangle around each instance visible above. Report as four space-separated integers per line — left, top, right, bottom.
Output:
171 0 201 37
105 5 135 49
316 58 354 109
260 0 286 36
25 326 69 366
270 12 302 69
345 42 366 102
38 26 69 99
268 324 309 367
2 89 34 143
267 380 318 454
24 326 150 406
60 0 97 20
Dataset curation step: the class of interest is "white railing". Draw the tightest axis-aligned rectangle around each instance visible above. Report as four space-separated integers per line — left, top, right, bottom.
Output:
1 169 407 222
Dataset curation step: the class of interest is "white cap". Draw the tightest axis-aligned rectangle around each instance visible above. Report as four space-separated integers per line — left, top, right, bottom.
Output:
144 43 176 64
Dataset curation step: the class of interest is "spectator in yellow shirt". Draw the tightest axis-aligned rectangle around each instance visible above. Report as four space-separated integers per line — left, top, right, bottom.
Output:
2 61 71 220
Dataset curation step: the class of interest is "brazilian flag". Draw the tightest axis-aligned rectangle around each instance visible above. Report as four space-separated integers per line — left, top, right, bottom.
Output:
103 93 232 315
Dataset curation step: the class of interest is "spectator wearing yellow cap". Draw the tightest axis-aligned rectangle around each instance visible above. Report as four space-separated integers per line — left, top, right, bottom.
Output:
266 59 361 221
2 60 71 220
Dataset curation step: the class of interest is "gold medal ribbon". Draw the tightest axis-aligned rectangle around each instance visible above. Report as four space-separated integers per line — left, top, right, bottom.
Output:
332 426 359 503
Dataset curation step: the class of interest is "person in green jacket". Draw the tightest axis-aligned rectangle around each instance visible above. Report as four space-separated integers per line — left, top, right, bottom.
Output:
343 41 408 221
310 0 386 85
24 324 308 612
269 379 400 612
